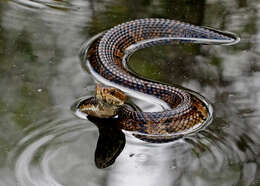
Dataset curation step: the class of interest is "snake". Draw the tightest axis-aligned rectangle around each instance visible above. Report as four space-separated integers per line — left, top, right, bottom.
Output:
79 18 239 139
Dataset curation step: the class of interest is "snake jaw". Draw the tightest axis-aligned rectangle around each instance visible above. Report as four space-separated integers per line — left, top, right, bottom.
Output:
78 85 127 118
79 96 121 118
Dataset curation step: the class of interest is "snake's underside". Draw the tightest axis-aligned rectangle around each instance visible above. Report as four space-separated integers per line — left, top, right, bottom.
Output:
83 18 239 137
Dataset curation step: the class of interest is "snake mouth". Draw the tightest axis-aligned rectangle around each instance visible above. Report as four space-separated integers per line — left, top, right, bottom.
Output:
72 85 127 119
77 97 121 119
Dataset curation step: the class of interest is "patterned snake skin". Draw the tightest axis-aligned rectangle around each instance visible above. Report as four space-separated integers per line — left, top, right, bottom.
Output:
85 18 238 136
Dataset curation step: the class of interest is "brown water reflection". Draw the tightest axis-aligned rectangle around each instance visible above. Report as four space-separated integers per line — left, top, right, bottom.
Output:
0 0 259 185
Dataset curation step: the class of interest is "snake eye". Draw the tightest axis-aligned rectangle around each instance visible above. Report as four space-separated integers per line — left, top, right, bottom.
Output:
110 90 115 95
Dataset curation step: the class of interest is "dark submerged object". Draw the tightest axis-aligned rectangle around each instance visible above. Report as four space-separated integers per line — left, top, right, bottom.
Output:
87 116 125 169
79 18 239 140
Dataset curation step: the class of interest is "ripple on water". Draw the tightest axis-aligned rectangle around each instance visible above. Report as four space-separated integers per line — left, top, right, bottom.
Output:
7 105 260 186
9 0 79 10
73 107 257 185
8 108 98 186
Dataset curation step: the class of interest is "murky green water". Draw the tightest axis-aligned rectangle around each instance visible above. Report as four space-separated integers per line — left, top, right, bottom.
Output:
0 0 260 185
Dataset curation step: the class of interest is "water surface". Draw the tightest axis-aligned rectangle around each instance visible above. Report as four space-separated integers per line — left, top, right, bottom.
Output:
0 0 260 186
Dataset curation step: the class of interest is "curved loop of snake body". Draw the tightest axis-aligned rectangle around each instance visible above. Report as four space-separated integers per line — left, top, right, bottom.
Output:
82 18 239 137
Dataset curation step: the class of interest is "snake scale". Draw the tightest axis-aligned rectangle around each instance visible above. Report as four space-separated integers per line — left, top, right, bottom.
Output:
80 18 238 137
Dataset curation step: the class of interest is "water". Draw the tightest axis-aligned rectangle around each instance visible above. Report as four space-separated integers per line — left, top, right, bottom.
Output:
0 0 260 185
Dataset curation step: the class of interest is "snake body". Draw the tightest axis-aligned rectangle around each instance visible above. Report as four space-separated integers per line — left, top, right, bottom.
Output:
84 18 238 136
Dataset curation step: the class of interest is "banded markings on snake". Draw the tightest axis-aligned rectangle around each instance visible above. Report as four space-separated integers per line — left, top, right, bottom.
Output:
81 18 239 138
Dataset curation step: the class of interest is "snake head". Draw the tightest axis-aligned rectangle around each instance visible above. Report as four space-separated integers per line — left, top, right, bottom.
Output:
78 85 127 118
95 84 126 106
78 97 117 118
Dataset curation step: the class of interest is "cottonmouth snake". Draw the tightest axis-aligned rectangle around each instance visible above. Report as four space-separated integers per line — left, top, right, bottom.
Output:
79 18 239 139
